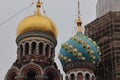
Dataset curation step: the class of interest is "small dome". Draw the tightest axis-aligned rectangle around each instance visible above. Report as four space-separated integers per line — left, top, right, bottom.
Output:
59 32 101 66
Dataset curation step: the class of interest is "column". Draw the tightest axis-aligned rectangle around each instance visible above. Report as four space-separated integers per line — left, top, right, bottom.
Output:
90 74 92 80
23 44 25 56
75 75 77 80
48 46 52 58
36 42 39 55
17 46 21 62
29 42 32 55
43 44 46 56
83 73 85 80
17 46 20 59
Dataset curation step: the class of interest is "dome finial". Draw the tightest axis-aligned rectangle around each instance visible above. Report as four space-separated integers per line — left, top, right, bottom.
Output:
77 0 82 32
36 0 41 15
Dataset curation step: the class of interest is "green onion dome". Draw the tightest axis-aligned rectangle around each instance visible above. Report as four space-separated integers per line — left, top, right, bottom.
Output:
58 32 101 66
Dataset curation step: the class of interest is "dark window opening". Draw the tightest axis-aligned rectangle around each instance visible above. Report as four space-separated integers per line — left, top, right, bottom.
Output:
32 42 36 54
47 73 55 80
25 43 29 55
24 70 36 80
70 74 75 80
39 43 43 55
85 73 90 80
92 76 94 80
45 44 50 56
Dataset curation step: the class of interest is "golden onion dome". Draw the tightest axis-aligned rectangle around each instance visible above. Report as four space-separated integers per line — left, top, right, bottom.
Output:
16 1 58 38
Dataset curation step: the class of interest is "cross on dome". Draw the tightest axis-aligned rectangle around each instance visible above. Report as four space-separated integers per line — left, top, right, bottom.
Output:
35 0 41 15
76 0 82 32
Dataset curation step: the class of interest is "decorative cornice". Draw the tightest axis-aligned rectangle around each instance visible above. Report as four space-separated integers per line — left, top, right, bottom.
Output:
16 31 57 46
63 61 95 73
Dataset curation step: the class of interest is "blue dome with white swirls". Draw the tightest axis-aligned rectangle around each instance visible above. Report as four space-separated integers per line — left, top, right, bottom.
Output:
58 32 101 66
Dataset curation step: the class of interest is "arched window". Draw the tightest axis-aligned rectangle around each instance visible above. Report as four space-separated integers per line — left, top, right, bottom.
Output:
20 45 23 57
25 43 29 55
45 44 50 56
85 73 90 80
32 42 36 54
77 73 83 80
70 74 75 80
39 43 43 55
24 70 36 80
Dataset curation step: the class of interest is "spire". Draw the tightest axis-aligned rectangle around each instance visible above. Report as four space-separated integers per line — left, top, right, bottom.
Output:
77 0 82 32
35 0 41 15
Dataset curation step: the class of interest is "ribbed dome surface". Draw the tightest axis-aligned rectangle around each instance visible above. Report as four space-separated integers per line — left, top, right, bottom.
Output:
59 32 101 66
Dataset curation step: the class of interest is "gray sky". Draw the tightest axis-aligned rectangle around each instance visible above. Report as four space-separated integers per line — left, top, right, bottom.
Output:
0 0 97 80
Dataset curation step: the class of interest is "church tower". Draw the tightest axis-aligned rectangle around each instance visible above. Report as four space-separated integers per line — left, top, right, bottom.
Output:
5 1 62 80
59 0 101 80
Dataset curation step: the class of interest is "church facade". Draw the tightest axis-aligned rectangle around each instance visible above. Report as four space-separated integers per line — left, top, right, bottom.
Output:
5 0 119 80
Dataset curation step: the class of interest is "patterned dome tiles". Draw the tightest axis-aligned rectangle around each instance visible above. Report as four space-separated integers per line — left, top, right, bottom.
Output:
59 32 101 66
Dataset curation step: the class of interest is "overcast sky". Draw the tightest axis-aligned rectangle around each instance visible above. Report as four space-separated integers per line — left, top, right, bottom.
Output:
0 0 97 80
